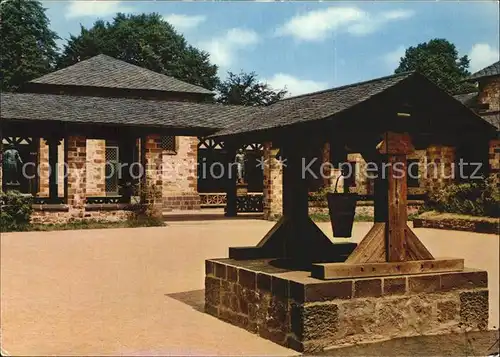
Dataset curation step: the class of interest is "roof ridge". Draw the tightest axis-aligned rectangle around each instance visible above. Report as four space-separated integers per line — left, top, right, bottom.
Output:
278 71 415 102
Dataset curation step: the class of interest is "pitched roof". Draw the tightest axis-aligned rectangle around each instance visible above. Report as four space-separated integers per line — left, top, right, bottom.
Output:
0 92 254 130
469 61 500 81
453 92 478 107
213 72 414 138
29 54 213 95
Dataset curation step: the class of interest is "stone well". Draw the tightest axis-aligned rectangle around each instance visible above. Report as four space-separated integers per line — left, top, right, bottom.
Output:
205 258 488 353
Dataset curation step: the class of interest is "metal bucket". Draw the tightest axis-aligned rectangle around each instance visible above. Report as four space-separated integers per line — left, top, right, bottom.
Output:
327 192 357 237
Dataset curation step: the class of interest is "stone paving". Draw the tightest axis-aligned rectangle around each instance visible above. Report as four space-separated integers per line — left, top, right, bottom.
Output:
1 219 498 356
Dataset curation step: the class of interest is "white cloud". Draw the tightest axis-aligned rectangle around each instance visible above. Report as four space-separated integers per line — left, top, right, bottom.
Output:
199 28 259 68
382 45 406 68
264 73 329 97
469 43 499 73
163 14 206 31
276 7 414 41
66 1 134 19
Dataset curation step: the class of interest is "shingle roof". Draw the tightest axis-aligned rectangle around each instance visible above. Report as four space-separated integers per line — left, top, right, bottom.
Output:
29 54 213 95
0 92 255 130
453 92 478 107
212 72 414 138
469 61 500 81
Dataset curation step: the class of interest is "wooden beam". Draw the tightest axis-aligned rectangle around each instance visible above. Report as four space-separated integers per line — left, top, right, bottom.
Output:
345 223 386 264
404 224 434 260
387 154 407 261
311 257 464 280
379 132 415 262
224 142 238 217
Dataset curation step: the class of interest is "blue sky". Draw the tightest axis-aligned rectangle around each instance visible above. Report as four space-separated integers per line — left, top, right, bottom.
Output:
43 1 499 96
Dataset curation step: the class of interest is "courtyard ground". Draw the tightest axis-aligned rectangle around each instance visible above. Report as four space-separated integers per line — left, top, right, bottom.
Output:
1 218 498 356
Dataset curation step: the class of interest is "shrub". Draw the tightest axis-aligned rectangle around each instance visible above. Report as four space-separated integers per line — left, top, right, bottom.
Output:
308 187 330 207
424 178 499 218
0 190 33 232
127 182 164 227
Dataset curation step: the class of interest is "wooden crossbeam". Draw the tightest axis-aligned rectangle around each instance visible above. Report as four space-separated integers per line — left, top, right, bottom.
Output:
311 257 464 280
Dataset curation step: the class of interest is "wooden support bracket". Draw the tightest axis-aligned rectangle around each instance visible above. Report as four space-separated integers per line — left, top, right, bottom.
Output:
311 257 464 280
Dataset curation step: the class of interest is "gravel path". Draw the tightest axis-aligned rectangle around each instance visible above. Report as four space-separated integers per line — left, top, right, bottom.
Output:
1 220 498 355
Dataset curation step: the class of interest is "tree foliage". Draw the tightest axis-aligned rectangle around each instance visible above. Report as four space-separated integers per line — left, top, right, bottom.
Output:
0 0 59 91
395 38 476 94
57 13 219 90
216 71 287 106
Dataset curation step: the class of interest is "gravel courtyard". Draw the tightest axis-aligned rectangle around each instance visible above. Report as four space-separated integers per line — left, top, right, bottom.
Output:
1 219 498 356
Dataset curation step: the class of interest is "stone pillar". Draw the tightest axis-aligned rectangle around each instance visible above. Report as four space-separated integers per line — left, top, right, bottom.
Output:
263 142 283 220
424 145 456 194
144 134 163 216
85 139 106 197
67 136 87 211
489 139 500 186
161 136 200 210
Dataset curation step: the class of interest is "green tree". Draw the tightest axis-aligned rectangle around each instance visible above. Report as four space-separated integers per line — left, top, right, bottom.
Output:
58 13 219 90
395 38 476 94
216 71 287 106
0 0 59 91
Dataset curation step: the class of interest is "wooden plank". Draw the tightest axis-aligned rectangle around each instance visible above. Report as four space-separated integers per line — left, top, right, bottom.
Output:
345 223 386 264
387 154 407 262
405 224 434 260
312 258 464 280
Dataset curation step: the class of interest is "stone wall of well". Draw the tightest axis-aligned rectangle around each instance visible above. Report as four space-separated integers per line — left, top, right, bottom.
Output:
263 142 283 220
206 259 488 353
162 136 200 210
85 139 106 197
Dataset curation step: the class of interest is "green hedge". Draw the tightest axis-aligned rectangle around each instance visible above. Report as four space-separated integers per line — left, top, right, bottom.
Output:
424 178 499 218
0 190 33 232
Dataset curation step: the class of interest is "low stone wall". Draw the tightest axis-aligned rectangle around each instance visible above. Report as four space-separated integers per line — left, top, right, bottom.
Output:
413 218 499 235
205 258 488 353
163 193 201 211
31 207 131 224
309 200 424 217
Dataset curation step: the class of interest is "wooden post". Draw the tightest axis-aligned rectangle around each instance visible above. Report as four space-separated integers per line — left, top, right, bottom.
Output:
45 137 61 203
346 132 433 265
225 142 238 217
378 132 414 262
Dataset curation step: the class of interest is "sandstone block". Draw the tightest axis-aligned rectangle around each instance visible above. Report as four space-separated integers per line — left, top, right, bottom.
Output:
354 278 382 298
291 302 338 341
460 290 488 330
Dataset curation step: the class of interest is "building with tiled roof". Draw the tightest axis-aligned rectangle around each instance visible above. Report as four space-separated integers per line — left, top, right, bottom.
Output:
25 54 214 101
